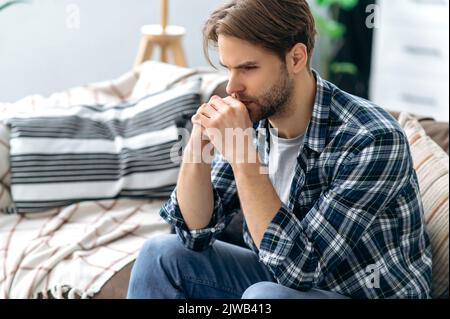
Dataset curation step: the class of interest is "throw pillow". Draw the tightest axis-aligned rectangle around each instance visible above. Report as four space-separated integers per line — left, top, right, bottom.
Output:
5 79 201 214
399 112 449 298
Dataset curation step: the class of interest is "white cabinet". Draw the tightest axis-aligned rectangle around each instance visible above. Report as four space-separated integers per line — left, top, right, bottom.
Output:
370 0 449 121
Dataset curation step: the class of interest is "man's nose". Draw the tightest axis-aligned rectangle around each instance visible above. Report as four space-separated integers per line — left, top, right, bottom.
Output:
226 73 245 96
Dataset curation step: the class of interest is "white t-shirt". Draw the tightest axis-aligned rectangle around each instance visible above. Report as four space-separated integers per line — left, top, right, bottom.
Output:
268 127 304 205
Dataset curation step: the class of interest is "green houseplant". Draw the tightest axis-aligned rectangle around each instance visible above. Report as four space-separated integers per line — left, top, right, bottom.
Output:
312 0 359 77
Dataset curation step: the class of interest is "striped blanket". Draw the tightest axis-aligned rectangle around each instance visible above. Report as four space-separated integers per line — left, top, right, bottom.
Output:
0 61 227 298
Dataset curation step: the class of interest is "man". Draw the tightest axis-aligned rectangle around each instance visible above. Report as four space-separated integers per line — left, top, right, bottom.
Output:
128 0 431 299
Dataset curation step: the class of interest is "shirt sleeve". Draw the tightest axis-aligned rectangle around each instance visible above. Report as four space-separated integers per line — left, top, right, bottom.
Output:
159 152 241 251
258 130 415 290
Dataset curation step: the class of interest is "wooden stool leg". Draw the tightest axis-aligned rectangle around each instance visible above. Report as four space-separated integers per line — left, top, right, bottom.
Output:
172 39 187 67
160 43 169 63
134 36 154 68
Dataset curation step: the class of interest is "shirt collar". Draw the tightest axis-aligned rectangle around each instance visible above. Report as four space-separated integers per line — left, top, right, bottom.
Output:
256 69 331 154
304 69 331 154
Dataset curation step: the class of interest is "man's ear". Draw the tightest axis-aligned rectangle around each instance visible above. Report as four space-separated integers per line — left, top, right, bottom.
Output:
286 43 308 74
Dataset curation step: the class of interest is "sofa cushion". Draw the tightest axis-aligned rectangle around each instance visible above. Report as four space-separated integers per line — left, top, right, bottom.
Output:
399 112 449 299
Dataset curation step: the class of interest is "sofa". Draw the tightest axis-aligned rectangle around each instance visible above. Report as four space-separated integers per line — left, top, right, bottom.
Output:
1 63 448 299
94 82 449 299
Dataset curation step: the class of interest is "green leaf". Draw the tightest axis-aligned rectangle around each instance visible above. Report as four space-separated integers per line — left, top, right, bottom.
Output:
315 14 346 39
315 0 358 10
0 0 30 12
329 62 358 75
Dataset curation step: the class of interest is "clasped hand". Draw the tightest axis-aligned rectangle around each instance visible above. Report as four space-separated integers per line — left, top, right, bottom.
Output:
191 96 257 165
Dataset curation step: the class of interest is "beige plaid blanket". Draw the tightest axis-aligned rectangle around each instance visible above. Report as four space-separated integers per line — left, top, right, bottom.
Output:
0 198 170 299
0 61 227 298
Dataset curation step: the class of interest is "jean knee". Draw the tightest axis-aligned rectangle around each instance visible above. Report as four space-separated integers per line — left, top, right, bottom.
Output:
130 235 180 279
135 234 184 266
128 234 186 298
242 282 279 299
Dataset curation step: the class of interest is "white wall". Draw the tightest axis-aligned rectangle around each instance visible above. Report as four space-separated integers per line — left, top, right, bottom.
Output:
370 0 449 121
0 0 324 103
0 0 224 102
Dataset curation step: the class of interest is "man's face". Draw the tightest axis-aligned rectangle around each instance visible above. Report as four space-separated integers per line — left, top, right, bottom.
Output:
218 35 295 123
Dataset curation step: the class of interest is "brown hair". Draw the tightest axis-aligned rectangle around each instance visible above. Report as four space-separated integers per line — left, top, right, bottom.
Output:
203 0 317 68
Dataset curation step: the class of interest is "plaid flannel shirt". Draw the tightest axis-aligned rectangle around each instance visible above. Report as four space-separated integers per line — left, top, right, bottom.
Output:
160 71 432 299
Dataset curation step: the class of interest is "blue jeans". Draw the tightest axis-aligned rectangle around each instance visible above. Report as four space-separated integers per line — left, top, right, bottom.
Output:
127 234 348 299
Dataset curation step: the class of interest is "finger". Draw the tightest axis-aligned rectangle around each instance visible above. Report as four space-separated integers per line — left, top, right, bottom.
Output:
191 112 201 124
208 95 231 112
191 113 206 128
222 96 243 108
198 103 218 119
205 99 220 112
196 104 210 118
192 112 213 127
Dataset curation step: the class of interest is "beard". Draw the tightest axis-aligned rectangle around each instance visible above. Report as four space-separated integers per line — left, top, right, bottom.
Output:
237 65 295 123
